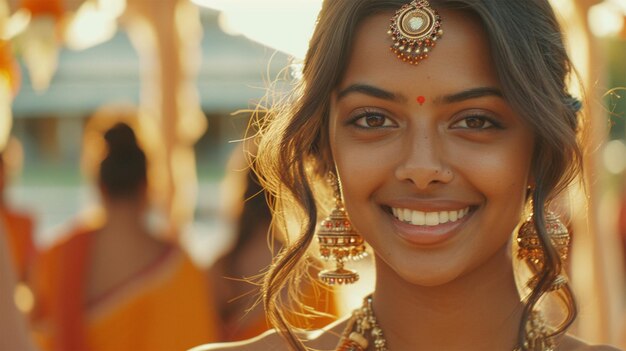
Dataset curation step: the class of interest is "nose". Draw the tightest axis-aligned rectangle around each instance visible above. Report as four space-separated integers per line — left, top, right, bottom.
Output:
394 133 454 190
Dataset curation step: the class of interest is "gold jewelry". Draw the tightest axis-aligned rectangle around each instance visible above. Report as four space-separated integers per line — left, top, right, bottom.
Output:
517 210 570 290
337 295 386 351
514 310 556 351
317 173 366 285
337 295 555 351
388 0 443 65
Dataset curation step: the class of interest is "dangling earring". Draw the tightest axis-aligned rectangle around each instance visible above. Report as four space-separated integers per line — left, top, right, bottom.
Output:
517 209 570 291
317 172 366 285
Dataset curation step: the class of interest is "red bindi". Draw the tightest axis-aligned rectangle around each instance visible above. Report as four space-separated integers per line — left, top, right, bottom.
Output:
417 96 426 105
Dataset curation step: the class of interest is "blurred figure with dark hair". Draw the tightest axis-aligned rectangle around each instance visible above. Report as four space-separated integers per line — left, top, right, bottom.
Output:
209 146 337 341
31 123 217 351
98 122 148 204
0 142 37 318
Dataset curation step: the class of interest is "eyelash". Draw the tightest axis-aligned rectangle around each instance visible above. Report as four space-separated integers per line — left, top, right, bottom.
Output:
347 110 397 129
345 110 504 131
451 114 503 130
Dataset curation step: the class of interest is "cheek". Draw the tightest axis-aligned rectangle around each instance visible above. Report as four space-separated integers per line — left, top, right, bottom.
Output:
332 142 391 244
454 141 533 233
455 138 533 195
332 138 395 202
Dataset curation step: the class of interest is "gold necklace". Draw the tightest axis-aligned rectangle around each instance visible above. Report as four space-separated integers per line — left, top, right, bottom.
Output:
336 295 555 351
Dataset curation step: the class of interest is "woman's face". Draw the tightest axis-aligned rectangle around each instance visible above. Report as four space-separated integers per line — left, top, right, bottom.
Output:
329 10 534 286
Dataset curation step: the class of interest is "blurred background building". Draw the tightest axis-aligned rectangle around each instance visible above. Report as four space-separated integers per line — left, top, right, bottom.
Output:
3 0 290 253
0 0 625 348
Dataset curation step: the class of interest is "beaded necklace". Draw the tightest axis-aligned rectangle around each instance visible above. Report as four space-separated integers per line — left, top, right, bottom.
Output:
336 295 555 351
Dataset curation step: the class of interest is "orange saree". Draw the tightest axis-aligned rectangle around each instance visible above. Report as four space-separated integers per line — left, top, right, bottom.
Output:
32 227 217 351
0 209 35 281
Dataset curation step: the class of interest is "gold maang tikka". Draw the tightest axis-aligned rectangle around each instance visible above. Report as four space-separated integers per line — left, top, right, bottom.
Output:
388 0 443 65
317 173 366 285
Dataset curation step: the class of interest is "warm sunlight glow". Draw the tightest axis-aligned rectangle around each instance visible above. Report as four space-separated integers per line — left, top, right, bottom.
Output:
64 0 126 51
1 9 31 40
609 0 626 13
191 0 321 59
589 1 625 37
604 139 626 175
98 0 126 19
13 283 35 314
0 78 12 150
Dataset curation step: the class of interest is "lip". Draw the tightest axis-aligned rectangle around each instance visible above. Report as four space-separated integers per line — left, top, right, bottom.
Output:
383 202 476 246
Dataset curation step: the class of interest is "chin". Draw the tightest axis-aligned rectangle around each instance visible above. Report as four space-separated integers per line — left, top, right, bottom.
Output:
397 267 464 288
373 250 466 288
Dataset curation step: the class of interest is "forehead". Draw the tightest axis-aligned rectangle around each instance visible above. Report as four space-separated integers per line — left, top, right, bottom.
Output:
337 9 500 95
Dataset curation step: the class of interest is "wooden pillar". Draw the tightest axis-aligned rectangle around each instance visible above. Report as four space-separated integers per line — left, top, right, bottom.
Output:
123 0 206 237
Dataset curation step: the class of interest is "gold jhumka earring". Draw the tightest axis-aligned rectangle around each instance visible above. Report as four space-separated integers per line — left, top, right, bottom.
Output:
317 172 366 285
517 210 570 291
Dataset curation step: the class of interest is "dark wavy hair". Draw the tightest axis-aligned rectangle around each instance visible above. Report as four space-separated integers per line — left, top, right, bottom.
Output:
99 123 147 198
253 0 584 349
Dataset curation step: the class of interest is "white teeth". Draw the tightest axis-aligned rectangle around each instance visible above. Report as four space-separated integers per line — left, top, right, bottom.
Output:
391 206 471 226
459 207 468 218
425 212 439 226
403 208 412 222
411 211 425 225
449 210 458 221
439 211 449 224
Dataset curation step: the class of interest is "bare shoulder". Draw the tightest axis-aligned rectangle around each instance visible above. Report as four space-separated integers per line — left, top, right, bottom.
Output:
188 316 350 351
188 329 290 351
559 334 623 351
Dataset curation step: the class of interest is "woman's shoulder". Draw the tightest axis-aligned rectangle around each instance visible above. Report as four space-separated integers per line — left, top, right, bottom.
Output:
560 334 623 351
188 316 350 351
187 329 290 351
189 322 624 351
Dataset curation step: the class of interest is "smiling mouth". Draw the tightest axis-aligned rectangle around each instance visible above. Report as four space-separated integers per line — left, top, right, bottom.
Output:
390 206 471 226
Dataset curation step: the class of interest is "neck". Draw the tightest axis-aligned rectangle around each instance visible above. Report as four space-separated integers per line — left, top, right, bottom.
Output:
100 199 149 239
372 247 522 350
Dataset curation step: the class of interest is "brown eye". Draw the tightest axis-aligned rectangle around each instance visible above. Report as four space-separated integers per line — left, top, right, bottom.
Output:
353 112 396 128
364 115 386 127
465 117 487 128
452 115 496 129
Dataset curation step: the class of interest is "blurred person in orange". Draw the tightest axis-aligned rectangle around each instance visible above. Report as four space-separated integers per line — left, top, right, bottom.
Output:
209 145 338 341
0 141 36 293
31 122 218 351
0 224 37 351
0 138 37 313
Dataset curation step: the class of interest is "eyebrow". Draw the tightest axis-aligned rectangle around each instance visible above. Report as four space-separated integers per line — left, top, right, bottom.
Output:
335 84 503 104
336 84 407 103
436 87 503 104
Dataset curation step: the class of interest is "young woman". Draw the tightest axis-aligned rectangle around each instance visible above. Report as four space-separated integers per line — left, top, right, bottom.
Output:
194 0 621 350
0 150 36 292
